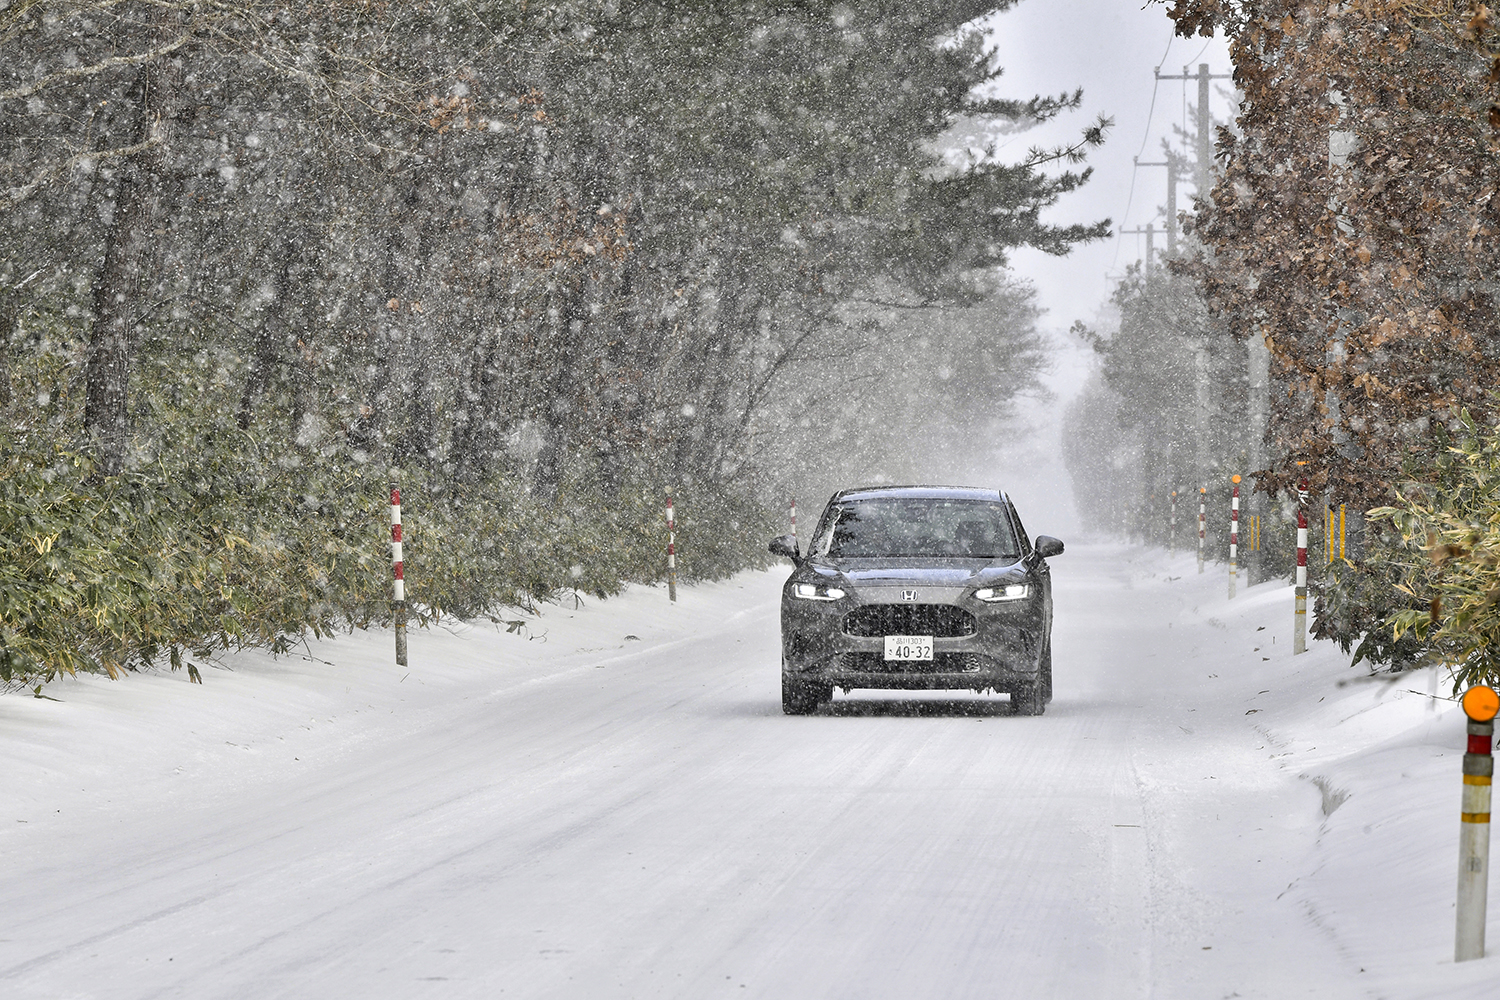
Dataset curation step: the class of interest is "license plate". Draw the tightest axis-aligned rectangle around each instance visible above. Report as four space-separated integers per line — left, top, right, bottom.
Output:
884 635 934 661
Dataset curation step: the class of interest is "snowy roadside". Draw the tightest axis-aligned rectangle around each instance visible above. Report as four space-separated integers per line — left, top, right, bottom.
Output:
0 573 782 856
1122 546 1497 998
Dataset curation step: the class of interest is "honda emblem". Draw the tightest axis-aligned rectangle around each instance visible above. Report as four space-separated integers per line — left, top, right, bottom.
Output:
902 590 918 602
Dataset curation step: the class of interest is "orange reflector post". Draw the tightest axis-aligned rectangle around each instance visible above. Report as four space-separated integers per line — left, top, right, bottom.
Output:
1464 686 1500 724
1458 685 1497 961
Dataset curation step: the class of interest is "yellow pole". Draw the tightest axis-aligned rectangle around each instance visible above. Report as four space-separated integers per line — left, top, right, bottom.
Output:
1339 504 1346 561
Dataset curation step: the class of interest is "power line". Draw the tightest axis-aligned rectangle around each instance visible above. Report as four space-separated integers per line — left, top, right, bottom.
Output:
1110 30 1176 270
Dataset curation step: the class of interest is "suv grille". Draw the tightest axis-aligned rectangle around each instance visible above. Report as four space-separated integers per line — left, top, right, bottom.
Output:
843 604 977 638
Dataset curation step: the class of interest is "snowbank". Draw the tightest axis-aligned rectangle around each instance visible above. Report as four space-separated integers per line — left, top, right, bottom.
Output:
1132 547 1498 998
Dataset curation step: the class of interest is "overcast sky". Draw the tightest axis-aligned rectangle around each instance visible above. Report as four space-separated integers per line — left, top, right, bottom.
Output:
979 1 1232 335
948 2 1231 528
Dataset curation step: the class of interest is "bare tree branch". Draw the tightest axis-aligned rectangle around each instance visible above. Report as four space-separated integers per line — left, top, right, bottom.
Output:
0 134 161 212
0 33 194 102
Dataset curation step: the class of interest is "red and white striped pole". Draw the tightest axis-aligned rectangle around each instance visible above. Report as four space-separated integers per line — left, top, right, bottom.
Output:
1169 491 1178 554
1294 479 1308 655
1458 685 1498 962
666 492 678 603
1197 487 1206 574
1229 475 1241 599
391 486 407 666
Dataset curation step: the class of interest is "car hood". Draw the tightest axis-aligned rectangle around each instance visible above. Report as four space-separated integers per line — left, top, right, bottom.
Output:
806 557 1026 598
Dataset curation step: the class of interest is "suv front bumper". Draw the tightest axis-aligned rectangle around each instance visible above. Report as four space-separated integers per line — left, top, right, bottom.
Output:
781 598 1043 693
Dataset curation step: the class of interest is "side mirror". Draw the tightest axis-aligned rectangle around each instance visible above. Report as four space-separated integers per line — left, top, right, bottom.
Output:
1034 535 1065 559
769 534 802 564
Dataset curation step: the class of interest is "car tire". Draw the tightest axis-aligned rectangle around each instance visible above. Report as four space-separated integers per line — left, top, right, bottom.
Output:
782 673 830 715
1012 681 1045 716
1040 637 1053 704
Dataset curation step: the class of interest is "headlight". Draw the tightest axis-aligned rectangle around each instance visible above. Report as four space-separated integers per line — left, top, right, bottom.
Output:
974 583 1029 602
792 582 846 601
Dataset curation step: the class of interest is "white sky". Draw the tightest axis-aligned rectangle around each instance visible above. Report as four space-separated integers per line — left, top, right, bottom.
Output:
981 0 1232 336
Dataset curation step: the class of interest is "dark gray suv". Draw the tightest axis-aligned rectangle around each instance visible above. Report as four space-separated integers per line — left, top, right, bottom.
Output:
769 486 1063 715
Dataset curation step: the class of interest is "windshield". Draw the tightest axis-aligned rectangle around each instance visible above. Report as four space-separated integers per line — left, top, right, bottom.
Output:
811 498 1021 560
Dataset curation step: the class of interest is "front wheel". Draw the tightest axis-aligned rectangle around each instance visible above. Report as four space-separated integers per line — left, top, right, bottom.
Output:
782 674 830 715
1012 681 1045 716
1040 637 1053 704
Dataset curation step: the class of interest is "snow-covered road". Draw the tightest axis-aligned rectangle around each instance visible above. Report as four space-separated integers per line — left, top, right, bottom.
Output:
1 544 1492 998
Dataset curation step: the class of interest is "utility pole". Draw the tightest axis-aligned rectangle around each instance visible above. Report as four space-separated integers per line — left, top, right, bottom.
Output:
1325 87 1357 465
1134 151 1187 256
1155 62 1234 531
1119 222 1158 275
1154 65 1232 198
1247 325 1269 583
1195 345 1211 492
1197 63 1213 194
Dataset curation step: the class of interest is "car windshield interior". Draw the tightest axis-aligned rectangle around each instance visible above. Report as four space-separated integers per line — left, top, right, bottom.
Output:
813 499 1021 560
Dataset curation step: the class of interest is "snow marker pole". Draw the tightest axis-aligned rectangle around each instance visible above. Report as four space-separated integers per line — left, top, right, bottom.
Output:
1170 491 1178 554
1457 685 1499 962
1229 475 1240 599
666 492 677 603
1197 487 1206 574
1294 480 1308 655
391 486 407 667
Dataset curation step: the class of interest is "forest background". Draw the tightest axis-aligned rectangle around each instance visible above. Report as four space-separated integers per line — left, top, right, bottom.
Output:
1064 0 1500 687
0 1 1113 683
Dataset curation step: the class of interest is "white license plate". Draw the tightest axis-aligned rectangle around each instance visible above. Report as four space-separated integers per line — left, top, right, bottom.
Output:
884 635 934 661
